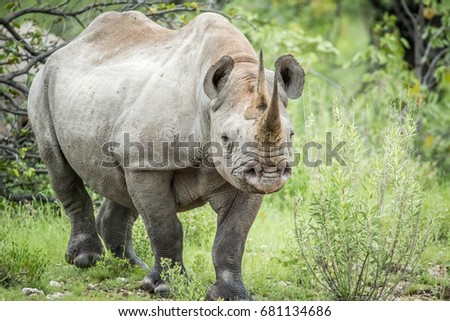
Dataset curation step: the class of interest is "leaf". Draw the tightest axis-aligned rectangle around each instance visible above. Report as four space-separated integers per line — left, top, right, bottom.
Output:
412 79 420 94
400 37 410 49
424 135 434 148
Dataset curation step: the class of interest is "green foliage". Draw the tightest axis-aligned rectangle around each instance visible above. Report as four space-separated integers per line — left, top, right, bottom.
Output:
160 258 206 301
0 214 49 288
87 252 133 282
295 105 432 300
132 218 154 264
346 4 450 178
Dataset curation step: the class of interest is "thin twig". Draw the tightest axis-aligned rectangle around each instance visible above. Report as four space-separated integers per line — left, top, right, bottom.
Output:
423 47 450 86
0 78 29 94
0 105 28 116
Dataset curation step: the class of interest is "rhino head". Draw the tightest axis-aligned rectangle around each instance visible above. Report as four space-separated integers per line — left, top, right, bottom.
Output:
203 50 305 194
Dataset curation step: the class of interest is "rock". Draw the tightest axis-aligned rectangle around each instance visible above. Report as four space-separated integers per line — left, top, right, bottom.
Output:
428 265 447 278
49 280 63 287
87 283 97 290
46 291 70 300
22 288 44 296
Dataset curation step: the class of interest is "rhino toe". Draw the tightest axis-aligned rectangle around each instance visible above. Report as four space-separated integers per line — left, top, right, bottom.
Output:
154 283 170 298
73 252 102 268
141 273 171 297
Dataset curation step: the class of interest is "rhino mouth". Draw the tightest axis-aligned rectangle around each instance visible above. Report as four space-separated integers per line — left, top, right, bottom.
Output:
236 158 292 194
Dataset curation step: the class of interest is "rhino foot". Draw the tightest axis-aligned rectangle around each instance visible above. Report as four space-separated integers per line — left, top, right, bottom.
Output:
141 272 170 298
65 233 104 268
206 282 250 301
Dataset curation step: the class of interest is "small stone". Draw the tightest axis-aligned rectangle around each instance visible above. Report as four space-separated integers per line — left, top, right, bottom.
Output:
46 291 70 300
428 265 447 278
116 277 127 283
87 283 97 290
49 280 63 287
278 281 287 287
22 288 43 296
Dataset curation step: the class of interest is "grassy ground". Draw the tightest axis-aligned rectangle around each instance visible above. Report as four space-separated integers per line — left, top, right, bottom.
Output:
0 180 448 301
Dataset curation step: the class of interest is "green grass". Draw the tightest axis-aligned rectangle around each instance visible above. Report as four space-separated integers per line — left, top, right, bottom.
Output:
0 178 448 301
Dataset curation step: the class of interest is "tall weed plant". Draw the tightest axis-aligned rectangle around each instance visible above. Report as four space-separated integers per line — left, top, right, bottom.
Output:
295 103 432 300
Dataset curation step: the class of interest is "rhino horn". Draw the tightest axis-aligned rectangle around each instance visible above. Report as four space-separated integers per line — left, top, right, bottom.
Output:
245 50 268 119
256 49 266 97
256 71 282 143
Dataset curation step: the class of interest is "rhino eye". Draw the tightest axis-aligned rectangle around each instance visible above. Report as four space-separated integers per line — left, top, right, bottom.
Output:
221 133 230 143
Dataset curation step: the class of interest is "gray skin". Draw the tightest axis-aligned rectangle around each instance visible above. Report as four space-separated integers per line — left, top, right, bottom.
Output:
27 11 305 300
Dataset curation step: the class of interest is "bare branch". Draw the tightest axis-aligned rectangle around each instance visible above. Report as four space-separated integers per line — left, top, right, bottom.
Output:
308 66 341 89
0 91 24 110
422 26 450 64
4 1 134 23
2 41 68 82
0 18 38 56
400 0 417 25
0 78 29 94
0 105 28 116
148 7 218 17
0 144 20 156
423 47 450 86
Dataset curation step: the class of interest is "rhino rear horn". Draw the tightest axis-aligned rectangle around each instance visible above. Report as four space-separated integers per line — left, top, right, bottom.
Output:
245 49 268 119
204 55 234 100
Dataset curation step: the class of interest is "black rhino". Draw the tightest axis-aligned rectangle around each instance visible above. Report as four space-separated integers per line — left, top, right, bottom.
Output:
28 11 305 300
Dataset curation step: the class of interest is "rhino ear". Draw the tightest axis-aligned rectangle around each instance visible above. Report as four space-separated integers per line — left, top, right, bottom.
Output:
204 55 234 100
275 54 305 99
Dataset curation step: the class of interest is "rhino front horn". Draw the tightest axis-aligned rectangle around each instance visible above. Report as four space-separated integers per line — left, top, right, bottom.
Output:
256 69 282 143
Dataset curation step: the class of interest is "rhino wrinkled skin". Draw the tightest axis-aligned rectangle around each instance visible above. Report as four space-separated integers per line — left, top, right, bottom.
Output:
28 11 305 300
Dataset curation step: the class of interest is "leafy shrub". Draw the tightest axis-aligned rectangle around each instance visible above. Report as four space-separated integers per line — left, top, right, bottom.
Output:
160 257 206 301
87 251 133 282
295 105 433 300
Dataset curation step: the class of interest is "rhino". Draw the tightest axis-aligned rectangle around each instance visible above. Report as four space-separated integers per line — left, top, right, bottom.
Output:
28 11 305 300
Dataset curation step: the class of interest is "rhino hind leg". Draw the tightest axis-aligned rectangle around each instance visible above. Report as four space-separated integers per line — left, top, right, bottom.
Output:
28 70 103 268
49 165 104 268
50 169 103 268
96 198 148 269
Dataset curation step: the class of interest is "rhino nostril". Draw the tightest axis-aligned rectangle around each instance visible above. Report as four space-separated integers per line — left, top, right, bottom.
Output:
282 167 292 177
247 168 256 177
278 161 291 177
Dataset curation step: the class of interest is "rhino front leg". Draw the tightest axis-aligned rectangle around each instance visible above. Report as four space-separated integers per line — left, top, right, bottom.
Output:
207 186 263 300
96 198 148 269
125 170 184 297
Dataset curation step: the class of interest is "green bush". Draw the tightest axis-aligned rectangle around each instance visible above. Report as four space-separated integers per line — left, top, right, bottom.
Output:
160 258 206 301
295 105 433 300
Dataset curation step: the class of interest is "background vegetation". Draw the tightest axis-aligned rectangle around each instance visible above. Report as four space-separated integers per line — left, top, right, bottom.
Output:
0 0 449 300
